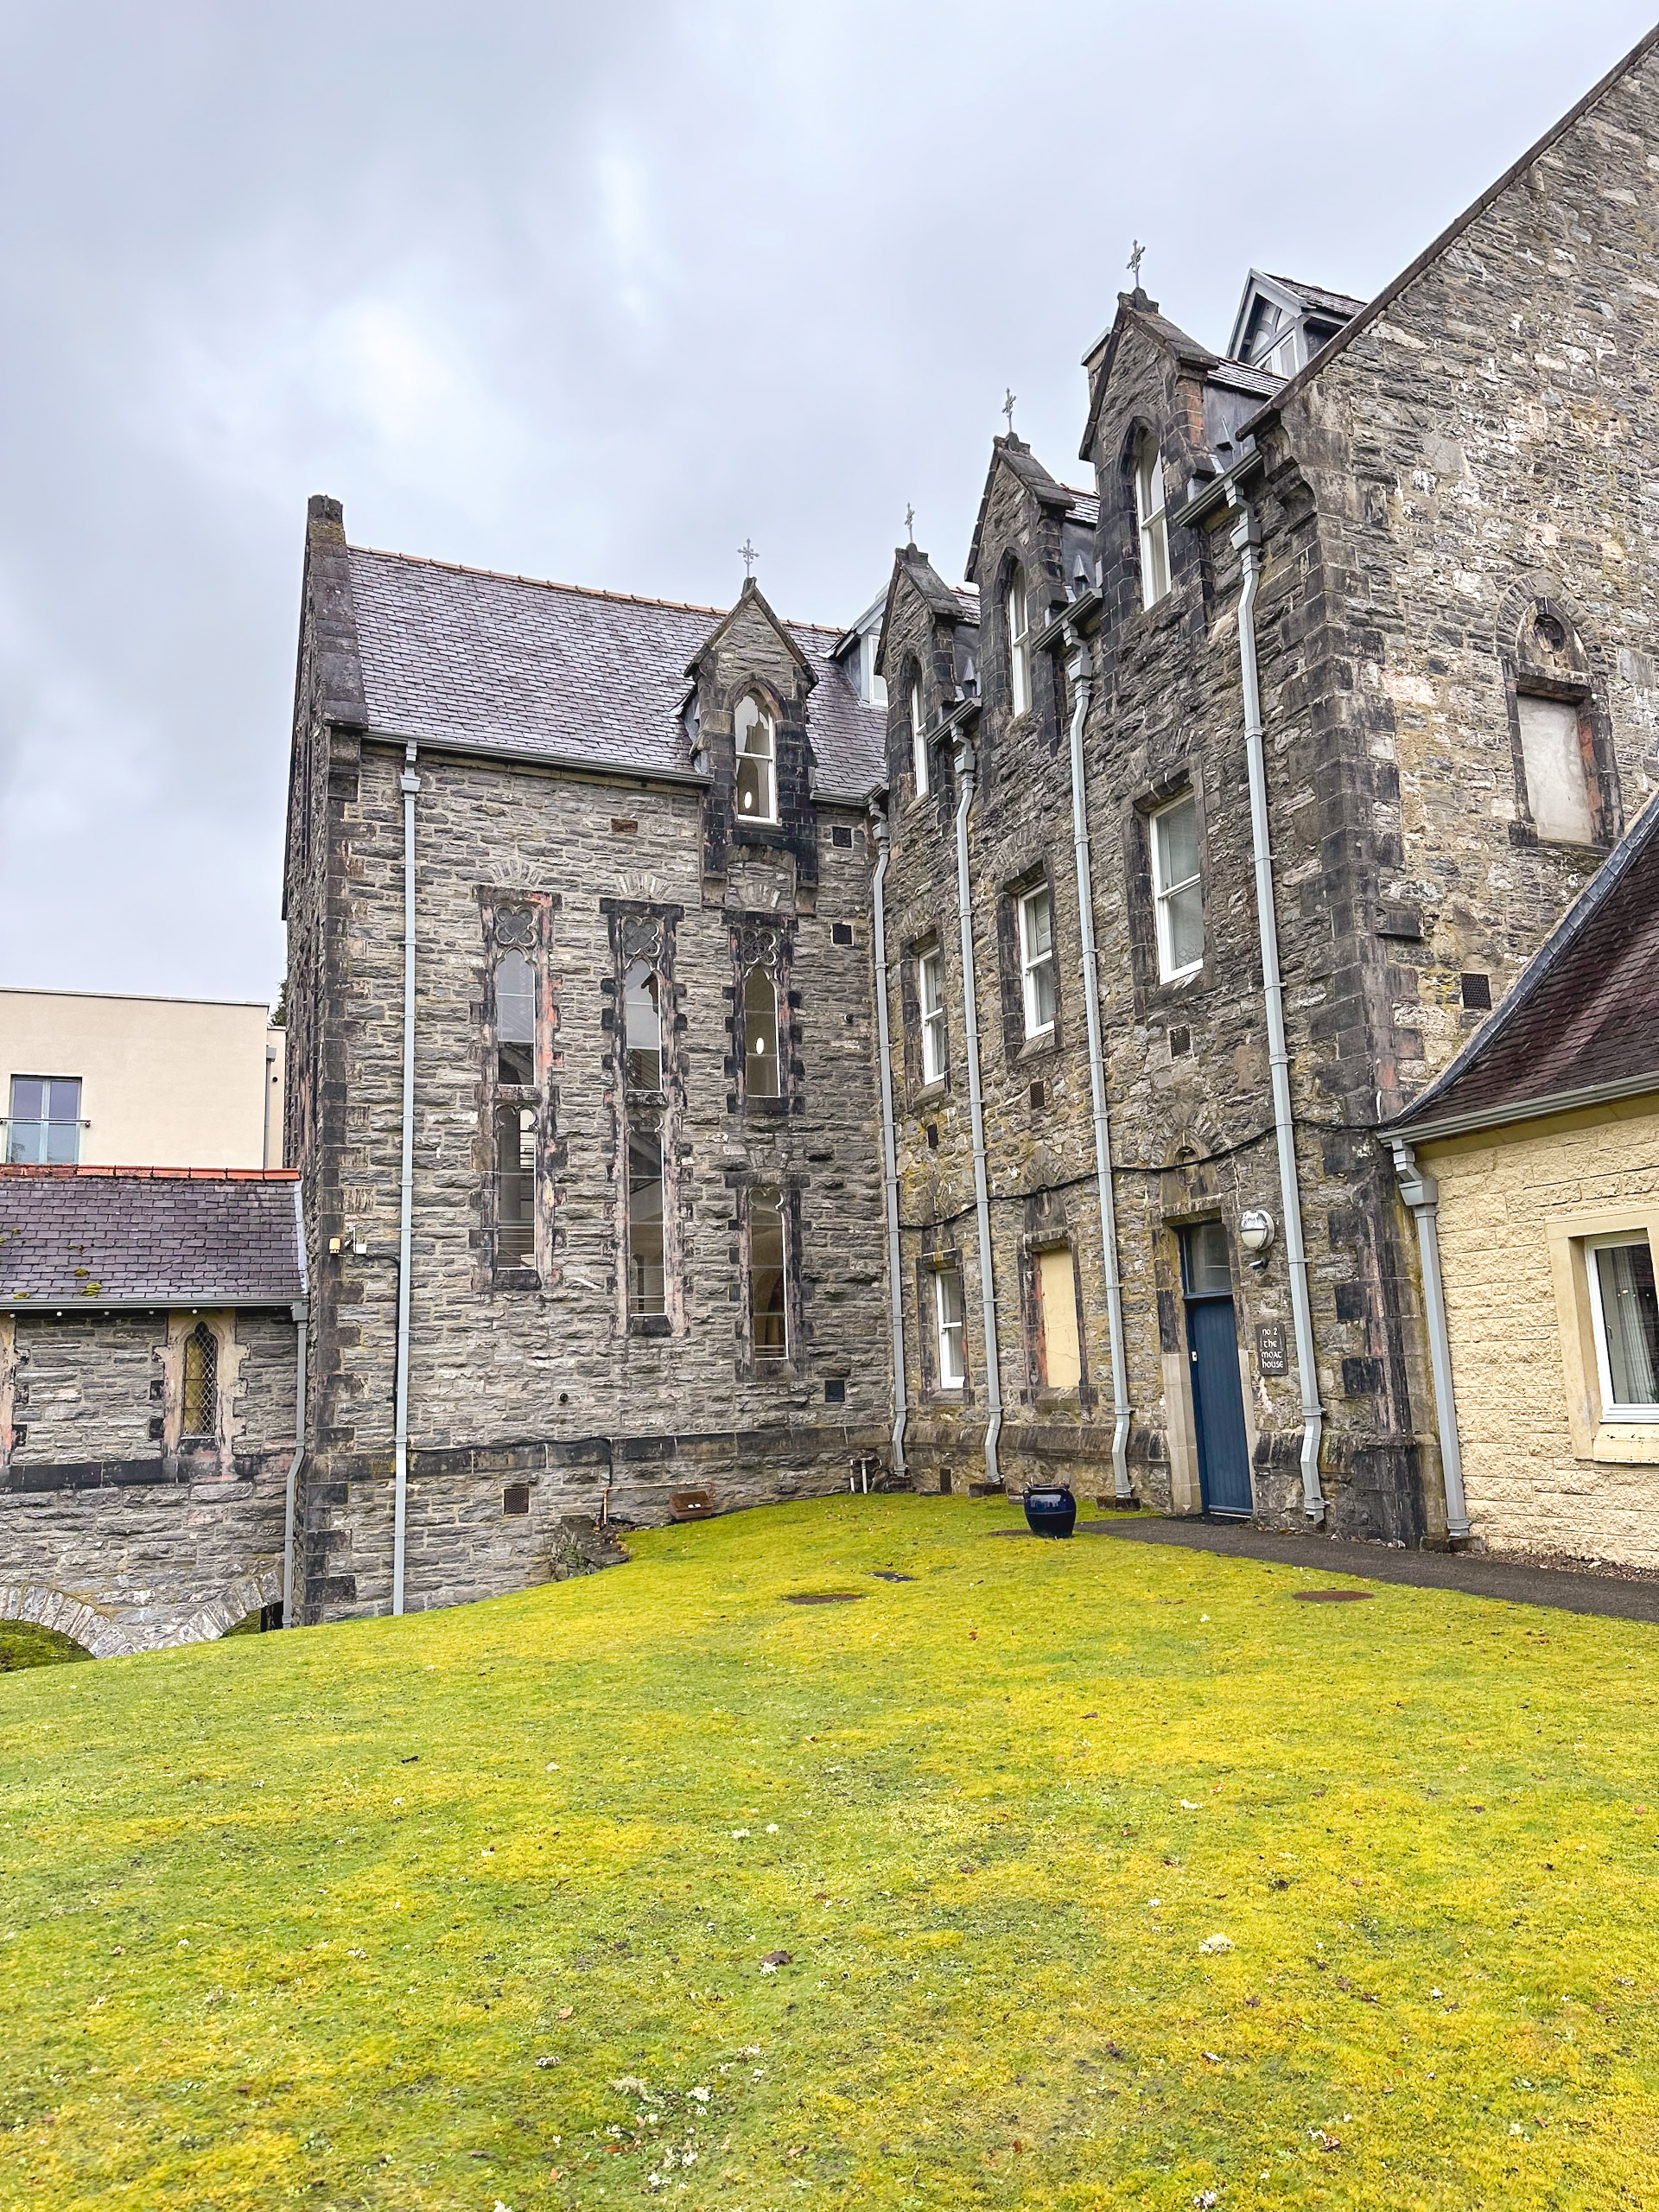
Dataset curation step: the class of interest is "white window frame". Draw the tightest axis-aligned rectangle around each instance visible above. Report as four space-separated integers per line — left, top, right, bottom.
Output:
1017 885 1056 1040
1135 434 1171 608
910 675 929 796
1150 792 1203 982
1007 566 1030 716
1586 1232 1659 1421
918 946 946 1084
863 632 887 710
735 695 778 825
933 1264 966 1388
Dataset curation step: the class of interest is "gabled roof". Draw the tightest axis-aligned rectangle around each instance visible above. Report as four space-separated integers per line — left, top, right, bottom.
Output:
0 1168 307 1312
1259 272 1368 321
1243 22 1659 437
1226 269 1366 363
343 544 887 804
685 577 814 684
1386 797 1659 1142
1078 289 1218 463
963 435 1079 583
874 548 978 680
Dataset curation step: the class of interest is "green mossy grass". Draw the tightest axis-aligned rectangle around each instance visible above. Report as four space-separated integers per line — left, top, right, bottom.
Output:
3 1494 1656 2209
0 1620 92 1672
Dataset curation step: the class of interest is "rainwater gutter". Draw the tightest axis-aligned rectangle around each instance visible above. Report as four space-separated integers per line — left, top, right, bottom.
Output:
1058 606 1133 1500
1229 492 1326 1522
392 741 420 1616
951 731 1002 1490
868 798 907 1479
1385 1141 1471 1541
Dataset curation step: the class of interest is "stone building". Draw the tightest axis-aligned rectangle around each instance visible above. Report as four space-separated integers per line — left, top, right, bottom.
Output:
872 23 1659 1547
0 1166 305 1652
1383 789 1659 1569
280 517 892 1622
15 29 1659 1651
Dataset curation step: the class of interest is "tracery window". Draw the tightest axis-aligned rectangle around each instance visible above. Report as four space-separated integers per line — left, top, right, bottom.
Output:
749 1185 788 1362
495 948 536 1084
623 959 663 1090
735 694 778 824
743 963 781 1097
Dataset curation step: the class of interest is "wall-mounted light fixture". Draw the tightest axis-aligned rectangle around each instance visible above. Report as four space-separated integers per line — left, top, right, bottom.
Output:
1238 1209 1275 1269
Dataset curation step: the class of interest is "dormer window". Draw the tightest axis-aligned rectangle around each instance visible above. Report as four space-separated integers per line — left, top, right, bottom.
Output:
1007 565 1031 715
863 632 888 709
1135 435 1171 608
734 695 777 823
910 674 929 796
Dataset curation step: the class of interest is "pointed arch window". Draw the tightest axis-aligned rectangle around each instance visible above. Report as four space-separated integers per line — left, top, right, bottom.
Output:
910 674 929 796
735 695 778 824
1007 564 1031 715
743 963 781 1097
749 1185 788 1361
626 1128 666 1315
181 1322 218 1440
623 958 663 1090
1135 433 1171 607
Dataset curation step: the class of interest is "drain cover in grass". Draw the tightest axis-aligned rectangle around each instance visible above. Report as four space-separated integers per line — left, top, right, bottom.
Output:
783 1592 867 1605
870 1571 916 1583
1291 1589 1374 1602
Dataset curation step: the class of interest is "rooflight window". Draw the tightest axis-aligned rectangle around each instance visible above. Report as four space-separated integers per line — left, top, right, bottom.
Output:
735 695 778 823
1135 434 1171 608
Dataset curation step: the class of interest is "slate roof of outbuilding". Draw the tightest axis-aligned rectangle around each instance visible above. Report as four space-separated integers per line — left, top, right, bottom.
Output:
346 546 887 803
0 1168 306 1310
1387 796 1659 1139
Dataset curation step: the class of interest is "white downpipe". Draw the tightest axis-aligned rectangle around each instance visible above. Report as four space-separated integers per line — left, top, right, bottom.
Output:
1230 497 1326 1522
1388 1141 1471 1540
392 741 420 1615
281 1298 308 1629
1064 629 1133 1500
869 801 907 1478
952 735 1002 1490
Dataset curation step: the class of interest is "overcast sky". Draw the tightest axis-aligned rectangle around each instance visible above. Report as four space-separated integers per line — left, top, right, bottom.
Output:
2 0 1653 1007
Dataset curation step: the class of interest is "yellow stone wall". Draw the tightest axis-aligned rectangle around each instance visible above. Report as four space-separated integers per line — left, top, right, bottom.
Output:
1423 1093 1659 1567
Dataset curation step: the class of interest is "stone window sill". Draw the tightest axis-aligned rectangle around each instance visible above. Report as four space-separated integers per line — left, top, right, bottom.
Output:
1589 1423 1659 1465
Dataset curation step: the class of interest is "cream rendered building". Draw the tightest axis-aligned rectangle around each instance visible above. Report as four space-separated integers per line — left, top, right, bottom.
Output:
1384 798 1659 1570
0 990 283 1169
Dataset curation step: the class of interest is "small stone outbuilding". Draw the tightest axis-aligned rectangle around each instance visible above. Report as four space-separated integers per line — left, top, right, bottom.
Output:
0 1166 307 1652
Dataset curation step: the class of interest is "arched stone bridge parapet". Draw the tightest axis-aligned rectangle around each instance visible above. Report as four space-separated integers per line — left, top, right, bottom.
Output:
0 1560 285 1659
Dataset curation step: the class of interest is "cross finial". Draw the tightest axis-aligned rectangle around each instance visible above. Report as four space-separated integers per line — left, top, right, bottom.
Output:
904 502 915 545
1127 238 1145 283
738 537 757 579
1001 387 1016 435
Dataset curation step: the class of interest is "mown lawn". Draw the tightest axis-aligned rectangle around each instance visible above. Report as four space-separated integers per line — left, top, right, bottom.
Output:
3 1494 1657 2211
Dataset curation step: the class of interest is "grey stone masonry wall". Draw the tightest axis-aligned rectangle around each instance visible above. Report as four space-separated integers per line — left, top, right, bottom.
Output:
0 1306 298 1654
289 582 892 1624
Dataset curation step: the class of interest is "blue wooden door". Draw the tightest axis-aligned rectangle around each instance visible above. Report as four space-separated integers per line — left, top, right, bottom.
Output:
1187 1295 1254 1516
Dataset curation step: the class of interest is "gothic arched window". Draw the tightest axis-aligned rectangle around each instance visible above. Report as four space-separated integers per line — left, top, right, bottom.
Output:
623 958 663 1090
734 695 778 824
181 1322 218 1440
1007 563 1031 715
495 948 535 1084
910 671 929 796
1134 431 1170 608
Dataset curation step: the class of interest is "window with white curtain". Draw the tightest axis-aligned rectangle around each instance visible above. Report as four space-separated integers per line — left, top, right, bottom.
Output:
1135 432 1171 607
1150 792 1203 980
918 946 946 1084
1587 1234 1659 1418
1007 565 1031 715
1017 885 1056 1038
933 1264 965 1387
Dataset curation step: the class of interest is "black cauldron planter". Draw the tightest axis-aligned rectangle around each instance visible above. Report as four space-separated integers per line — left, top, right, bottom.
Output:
1023 1484 1077 1539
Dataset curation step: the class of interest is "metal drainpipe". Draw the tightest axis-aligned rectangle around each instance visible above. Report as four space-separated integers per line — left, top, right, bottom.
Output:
1229 494 1326 1522
391 741 420 1615
281 1297 309 1628
952 734 1002 1490
1063 626 1133 1500
868 798 907 1478
1387 1140 1471 1540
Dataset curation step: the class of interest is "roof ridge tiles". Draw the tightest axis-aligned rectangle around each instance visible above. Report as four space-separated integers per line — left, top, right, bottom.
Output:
347 542 848 642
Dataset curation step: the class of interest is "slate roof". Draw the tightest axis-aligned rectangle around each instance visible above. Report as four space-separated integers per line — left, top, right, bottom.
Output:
1387 796 1659 1140
0 1168 307 1310
1258 272 1369 321
346 547 887 803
